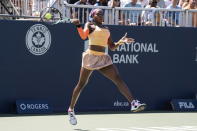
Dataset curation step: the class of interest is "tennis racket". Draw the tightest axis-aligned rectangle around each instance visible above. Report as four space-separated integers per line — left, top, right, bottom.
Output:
40 7 71 25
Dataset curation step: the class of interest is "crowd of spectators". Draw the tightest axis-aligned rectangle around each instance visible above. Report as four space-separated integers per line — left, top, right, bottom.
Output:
70 0 197 9
0 0 196 26
70 0 197 26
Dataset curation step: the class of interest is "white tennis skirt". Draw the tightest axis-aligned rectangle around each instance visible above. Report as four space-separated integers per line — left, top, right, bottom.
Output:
82 52 113 70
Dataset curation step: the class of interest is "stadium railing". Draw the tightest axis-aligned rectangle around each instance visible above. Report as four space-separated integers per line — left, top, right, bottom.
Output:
65 4 197 27
0 0 64 16
0 0 197 27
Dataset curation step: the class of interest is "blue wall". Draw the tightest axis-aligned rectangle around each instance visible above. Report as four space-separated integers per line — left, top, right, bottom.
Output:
0 20 196 113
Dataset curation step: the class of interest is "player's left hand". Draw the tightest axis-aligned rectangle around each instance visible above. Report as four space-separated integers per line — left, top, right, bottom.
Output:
119 32 135 44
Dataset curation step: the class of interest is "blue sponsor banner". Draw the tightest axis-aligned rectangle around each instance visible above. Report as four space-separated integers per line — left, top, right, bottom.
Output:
171 99 197 111
16 100 52 114
0 20 197 113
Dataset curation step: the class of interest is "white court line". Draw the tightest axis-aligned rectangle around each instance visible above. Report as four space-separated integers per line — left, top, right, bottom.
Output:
96 126 197 131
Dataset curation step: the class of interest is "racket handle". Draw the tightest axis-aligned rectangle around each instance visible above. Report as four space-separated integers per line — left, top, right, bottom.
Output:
62 18 71 23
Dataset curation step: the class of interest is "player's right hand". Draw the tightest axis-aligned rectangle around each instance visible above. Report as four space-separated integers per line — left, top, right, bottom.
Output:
71 19 80 25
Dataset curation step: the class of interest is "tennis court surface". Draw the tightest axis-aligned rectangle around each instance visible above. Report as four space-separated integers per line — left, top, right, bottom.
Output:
0 112 197 131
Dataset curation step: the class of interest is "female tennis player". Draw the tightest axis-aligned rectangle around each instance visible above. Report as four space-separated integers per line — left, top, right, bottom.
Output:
68 8 146 125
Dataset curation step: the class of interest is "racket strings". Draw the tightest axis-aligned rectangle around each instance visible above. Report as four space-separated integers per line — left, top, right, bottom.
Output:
41 7 62 23
40 7 72 25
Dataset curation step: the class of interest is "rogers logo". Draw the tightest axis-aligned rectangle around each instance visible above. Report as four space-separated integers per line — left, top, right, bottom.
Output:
20 104 49 110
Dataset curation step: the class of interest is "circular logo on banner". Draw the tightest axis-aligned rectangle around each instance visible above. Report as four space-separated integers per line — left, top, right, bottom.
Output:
20 104 26 110
26 24 51 55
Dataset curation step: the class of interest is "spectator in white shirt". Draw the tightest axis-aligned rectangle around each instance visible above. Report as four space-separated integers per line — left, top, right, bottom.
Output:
165 0 182 26
142 0 161 26
137 0 149 7
122 0 142 25
120 0 131 7
32 0 63 16
157 0 166 8
164 0 172 7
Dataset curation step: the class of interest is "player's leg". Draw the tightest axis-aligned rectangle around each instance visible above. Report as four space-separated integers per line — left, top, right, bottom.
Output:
98 64 134 102
68 67 93 125
98 64 146 112
69 67 93 109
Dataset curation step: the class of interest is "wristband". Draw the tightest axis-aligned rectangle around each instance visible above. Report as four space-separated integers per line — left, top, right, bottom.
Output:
115 40 125 45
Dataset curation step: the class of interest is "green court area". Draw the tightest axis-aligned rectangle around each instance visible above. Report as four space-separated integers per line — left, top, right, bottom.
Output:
0 112 197 131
